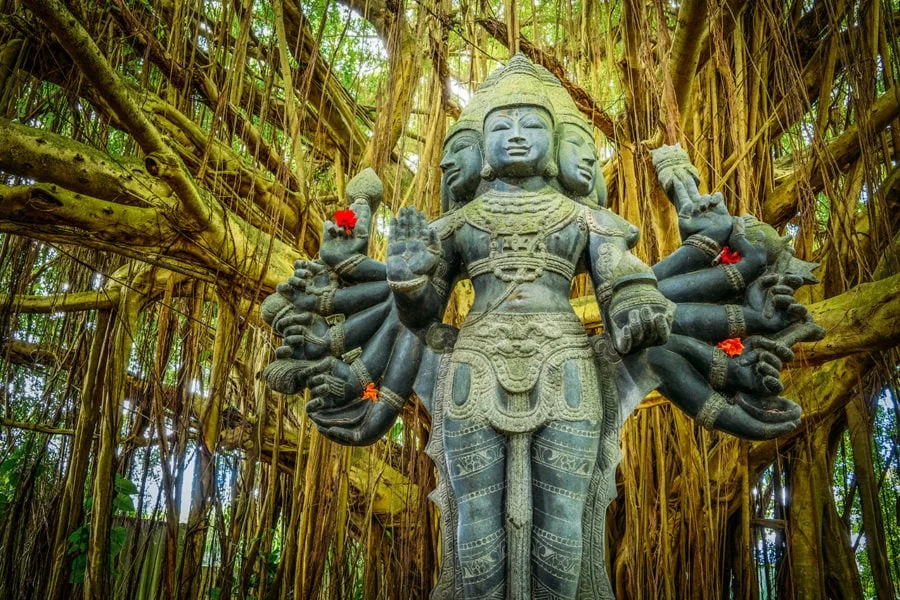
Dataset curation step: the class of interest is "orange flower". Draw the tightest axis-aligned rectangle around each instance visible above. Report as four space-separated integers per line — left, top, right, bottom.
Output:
334 209 357 235
717 338 744 357
718 246 742 264
361 382 378 401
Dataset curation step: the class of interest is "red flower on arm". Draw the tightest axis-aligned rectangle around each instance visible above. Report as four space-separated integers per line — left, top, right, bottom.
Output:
718 246 742 264
361 382 378 402
334 209 358 235
717 338 744 357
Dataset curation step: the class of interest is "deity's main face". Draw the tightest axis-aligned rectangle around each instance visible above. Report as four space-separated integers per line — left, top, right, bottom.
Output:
440 130 482 203
483 106 553 178
557 124 597 197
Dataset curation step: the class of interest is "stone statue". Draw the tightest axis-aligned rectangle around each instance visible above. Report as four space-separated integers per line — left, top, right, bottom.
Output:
258 55 823 599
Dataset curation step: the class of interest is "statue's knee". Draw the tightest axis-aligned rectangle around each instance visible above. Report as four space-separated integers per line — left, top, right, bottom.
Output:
457 482 505 530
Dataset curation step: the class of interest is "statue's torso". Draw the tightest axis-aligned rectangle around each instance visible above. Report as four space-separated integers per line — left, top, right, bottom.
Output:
444 188 600 432
454 187 589 316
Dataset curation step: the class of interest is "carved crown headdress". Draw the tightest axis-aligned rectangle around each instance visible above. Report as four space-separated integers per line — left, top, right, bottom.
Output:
481 53 554 120
444 54 593 143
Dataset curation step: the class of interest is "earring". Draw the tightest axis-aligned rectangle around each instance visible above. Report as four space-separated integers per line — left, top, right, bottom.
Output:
480 163 495 180
543 162 559 178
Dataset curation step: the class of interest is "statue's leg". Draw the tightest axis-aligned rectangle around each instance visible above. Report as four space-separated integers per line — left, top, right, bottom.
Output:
531 418 600 598
444 412 507 599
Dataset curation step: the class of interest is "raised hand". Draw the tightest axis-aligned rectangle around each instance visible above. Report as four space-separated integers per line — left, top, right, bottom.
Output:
651 145 733 242
652 145 702 215
319 201 373 269
387 206 441 292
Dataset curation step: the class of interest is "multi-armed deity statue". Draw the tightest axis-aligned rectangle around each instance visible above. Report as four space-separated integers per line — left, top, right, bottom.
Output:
260 55 822 599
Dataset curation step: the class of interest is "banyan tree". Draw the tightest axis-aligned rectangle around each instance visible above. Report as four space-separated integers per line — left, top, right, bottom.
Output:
0 0 897 598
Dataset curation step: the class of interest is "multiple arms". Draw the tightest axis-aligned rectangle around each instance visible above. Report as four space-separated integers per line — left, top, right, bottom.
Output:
644 144 822 438
261 147 819 445
261 172 459 446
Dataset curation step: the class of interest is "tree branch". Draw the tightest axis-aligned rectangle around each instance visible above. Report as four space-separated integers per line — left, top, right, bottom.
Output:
0 290 120 314
28 0 214 228
0 184 171 248
0 117 171 209
794 272 900 364
667 0 707 119
476 17 616 139
765 86 900 226
0 417 73 436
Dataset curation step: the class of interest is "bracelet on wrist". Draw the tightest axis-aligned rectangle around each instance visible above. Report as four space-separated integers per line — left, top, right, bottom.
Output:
388 274 429 294
683 234 722 259
708 347 728 390
350 358 373 389
378 386 407 411
724 305 747 338
333 254 367 278
721 263 745 292
696 391 731 430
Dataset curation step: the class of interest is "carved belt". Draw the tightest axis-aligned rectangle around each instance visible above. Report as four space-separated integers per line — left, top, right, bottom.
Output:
445 312 601 433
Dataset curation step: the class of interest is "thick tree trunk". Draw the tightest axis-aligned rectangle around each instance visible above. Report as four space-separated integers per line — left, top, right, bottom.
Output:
846 395 897 599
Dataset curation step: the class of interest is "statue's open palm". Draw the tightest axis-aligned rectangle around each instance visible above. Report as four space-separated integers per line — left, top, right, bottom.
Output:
387 206 440 286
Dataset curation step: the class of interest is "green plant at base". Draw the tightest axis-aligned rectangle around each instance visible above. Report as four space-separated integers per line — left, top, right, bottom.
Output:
67 474 139 584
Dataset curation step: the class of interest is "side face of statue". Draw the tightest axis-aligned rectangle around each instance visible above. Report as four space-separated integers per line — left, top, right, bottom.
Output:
259 54 821 600
556 122 598 197
440 128 483 212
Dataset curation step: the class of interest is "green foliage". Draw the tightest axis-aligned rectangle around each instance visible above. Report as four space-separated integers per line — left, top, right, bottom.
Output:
0 445 36 519
66 474 139 584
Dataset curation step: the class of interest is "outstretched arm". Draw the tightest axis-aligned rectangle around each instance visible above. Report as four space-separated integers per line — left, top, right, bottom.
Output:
647 344 800 440
276 260 390 315
671 272 809 342
657 219 767 303
307 326 423 446
585 209 674 354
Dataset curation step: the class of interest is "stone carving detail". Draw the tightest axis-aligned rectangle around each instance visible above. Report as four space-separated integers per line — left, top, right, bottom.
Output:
259 54 824 599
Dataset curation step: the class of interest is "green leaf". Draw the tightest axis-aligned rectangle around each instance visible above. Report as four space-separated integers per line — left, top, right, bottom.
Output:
110 525 127 556
114 474 138 496
113 493 136 515
69 554 87 584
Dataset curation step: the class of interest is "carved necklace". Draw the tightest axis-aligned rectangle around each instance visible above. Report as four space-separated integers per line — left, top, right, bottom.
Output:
464 187 577 236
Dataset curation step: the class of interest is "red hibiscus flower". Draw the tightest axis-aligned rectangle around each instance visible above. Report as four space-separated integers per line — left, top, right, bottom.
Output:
718 246 742 264
334 209 358 235
361 382 378 402
717 338 744 357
